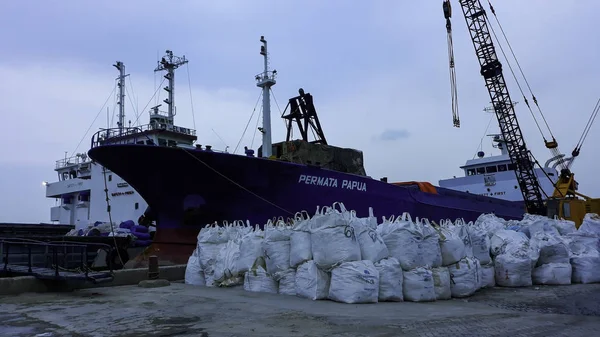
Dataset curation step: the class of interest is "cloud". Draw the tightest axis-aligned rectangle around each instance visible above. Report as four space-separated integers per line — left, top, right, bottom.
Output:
377 129 410 141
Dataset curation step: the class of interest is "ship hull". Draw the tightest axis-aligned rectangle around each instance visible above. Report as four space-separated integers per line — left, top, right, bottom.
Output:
88 144 525 264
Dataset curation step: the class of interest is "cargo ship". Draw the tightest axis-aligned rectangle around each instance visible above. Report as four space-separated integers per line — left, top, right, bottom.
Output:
438 129 561 201
88 37 527 265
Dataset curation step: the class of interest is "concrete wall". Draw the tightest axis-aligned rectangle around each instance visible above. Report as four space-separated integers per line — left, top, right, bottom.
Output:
0 265 186 296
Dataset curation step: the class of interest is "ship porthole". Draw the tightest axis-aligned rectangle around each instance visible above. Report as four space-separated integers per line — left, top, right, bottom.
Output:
514 186 518 189
487 188 490 192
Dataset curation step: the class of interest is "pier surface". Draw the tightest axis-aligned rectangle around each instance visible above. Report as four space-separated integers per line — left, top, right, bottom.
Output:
1 282 599 336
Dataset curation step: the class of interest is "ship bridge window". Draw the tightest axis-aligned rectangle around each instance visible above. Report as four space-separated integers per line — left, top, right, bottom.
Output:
467 168 476 176
485 166 498 173
476 167 486 175
507 163 517 171
498 164 507 172
158 138 167 147
168 140 177 147
146 139 155 145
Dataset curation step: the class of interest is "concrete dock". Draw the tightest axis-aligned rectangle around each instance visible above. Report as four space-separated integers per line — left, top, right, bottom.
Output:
1 281 599 336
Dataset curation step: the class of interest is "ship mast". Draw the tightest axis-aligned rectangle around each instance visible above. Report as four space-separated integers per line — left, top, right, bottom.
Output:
113 61 129 135
154 50 188 121
255 36 277 158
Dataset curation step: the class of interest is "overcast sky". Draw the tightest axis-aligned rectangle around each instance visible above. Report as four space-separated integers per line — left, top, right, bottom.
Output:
1 0 598 223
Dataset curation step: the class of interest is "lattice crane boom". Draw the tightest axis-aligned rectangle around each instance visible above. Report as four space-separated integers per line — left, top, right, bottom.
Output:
454 0 546 215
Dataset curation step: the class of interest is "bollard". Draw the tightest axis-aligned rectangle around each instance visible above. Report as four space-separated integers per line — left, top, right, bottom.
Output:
148 255 159 280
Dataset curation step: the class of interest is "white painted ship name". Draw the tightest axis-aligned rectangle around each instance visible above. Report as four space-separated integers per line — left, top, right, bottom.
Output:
298 174 367 192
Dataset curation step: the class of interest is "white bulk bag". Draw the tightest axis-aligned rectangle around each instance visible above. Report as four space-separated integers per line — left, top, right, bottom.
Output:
274 268 297 296
448 257 479 298
531 232 570 266
243 257 278 294
527 216 561 237
328 260 379 304
532 263 572 285
289 211 313 268
295 260 331 300
262 220 292 274
237 227 265 273
474 213 506 238
454 219 474 258
374 257 403 302
378 213 441 270
578 213 600 237
494 253 532 287
213 239 242 284
184 249 206 286
431 267 451 300
551 217 576 236
490 229 538 267
438 220 466 266
479 263 495 288
570 253 600 284
354 212 389 263
467 222 492 265
197 223 229 270
418 218 444 267
310 203 361 269
403 267 436 302
359 207 378 229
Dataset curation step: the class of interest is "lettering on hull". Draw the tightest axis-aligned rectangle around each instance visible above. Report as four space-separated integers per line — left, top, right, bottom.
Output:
298 174 367 192
479 191 506 197
111 190 135 197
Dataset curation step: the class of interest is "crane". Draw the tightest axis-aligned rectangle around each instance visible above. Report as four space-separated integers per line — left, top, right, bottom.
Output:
444 0 600 226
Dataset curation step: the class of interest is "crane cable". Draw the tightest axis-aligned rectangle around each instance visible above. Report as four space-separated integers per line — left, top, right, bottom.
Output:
484 0 565 169
443 0 460 128
573 97 600 158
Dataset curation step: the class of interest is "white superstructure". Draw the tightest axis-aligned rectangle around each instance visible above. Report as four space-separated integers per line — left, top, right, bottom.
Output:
439 133 561 201
45 53 197 230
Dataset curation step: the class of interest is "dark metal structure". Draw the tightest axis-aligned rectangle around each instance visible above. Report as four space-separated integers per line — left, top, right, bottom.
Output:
1 238 114 284
282 88 328 145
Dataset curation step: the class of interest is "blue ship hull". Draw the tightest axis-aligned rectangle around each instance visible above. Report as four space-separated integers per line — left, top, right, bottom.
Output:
88 144 525 263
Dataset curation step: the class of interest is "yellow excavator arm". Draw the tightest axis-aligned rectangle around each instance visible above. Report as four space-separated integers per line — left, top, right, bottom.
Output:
547 170 600 228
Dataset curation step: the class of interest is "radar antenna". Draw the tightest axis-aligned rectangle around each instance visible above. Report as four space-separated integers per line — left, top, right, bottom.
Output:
154 50 188 121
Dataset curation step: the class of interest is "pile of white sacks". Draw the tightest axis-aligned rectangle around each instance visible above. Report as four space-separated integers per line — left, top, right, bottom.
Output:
185 202 600 304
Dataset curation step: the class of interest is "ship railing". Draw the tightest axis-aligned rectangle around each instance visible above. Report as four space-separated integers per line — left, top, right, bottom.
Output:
91 123 197 148
255 70 277 84
55 154 91 169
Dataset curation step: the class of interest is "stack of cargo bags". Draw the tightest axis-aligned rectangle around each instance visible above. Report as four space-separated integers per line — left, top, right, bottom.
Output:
185 203 600 304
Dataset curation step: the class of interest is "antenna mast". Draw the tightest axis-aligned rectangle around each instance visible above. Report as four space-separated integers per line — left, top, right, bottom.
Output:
113 61 129 135
255 36 277 158
154 50 188 121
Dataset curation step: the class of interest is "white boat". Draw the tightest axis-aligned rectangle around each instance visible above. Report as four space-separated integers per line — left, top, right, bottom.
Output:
438 133 563 201
44 55 197 232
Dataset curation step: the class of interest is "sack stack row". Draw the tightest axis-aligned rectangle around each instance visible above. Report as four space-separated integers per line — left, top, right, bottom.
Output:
487 212 600 286
185 203 600 304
